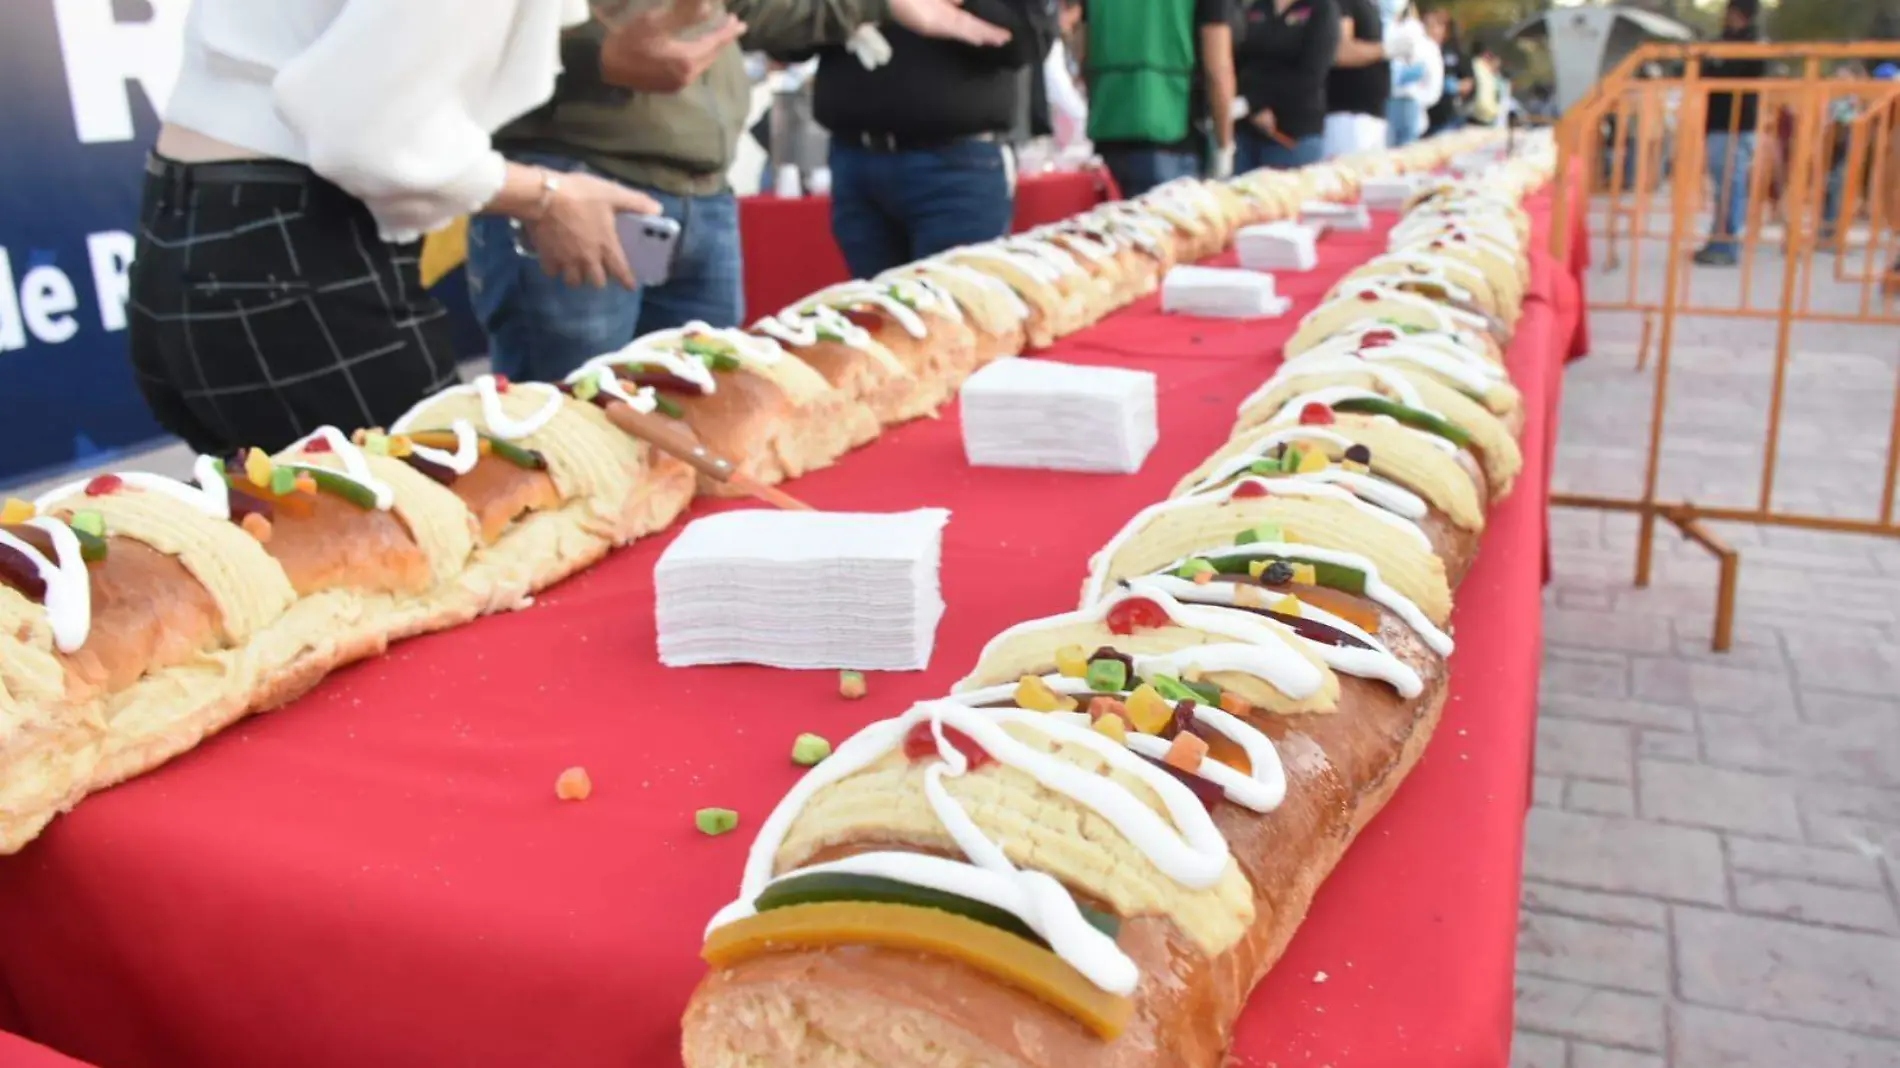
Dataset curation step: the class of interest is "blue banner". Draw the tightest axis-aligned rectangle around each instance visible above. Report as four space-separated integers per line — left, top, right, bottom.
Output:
0 0 190 485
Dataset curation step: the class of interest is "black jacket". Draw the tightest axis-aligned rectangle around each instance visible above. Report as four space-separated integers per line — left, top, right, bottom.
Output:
1235 0 1341 140
802 0 1058 141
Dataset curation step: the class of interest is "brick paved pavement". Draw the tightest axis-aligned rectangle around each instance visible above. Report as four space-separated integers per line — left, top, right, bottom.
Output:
1518 243 1900 1067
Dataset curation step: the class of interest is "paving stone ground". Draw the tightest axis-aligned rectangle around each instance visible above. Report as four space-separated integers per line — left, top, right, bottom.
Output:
1518 219 1900 1068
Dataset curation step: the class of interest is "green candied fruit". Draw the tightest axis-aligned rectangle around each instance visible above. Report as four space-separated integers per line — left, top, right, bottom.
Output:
68 510 106 538
1172 557 1217 580
269 466 300 496
695 807 740 836
1084 657 1129 694
1233 523 1284 547
791 733 833 767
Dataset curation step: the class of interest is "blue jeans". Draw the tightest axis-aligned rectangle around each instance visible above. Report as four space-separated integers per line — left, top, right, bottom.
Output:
1098 146 1201 199
466 151 744 383
827 140 1014 278
1387 97 1424 147
1235 127 1325 173
1703 131 1756 256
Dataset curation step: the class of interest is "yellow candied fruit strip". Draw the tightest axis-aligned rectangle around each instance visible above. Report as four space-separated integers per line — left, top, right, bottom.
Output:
702 902 1134 1040
0 498 35 524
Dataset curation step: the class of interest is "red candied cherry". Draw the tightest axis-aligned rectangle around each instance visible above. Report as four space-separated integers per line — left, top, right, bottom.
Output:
1356 290 1380 302
492 373 512 393
84 474 123 496
1361 329 1397 347
304 436 333 454
903 721 991 769
1105 595 1171 635
1298 403 1335 426
1230 479 1271 500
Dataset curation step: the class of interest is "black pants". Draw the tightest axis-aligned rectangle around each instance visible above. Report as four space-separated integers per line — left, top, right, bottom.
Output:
128 156 460 455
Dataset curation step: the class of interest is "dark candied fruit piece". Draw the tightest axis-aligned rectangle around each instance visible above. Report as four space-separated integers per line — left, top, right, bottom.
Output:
1344 443 1373 465
1143 754 1223 809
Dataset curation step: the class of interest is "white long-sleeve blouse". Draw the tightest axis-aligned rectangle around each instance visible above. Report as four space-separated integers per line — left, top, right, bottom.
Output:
165 0 590 243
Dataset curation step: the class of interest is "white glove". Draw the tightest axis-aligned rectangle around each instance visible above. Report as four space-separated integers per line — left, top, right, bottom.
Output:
847 24 894 69
1212 143 1236 181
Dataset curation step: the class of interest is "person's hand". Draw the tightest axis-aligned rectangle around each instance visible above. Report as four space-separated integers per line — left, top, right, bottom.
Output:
887 0 1012 47
1212 142 1237 180
527 171 663 290
1250 109 1278 136
596 0 748 93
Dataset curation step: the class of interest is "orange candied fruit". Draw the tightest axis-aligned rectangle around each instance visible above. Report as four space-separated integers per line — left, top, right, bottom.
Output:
555 766 593 801
1164 732 1209 773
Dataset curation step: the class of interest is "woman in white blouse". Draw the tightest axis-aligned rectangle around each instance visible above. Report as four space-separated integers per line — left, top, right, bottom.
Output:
129 0 724 454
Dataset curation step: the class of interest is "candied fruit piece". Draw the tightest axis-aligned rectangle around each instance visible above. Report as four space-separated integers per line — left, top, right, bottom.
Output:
85 474 123 497
1173 557 1216 581
245 448 273 489
304 436 333 454
1235 523 1283 546
839 670 867 700
1164 732 1210 773
1297 449 1329 474
1272 595 1303 616
240 512 273 543
555 766 592 801
1230 480 1269 500
1 498 36 525
1084 657 1129 693
388 435 415 458
361 432 391 456
1298 403 1335 426
1054 644 1089 678
1219 691 1255 717
492 373 512 393
69 510 106 538
1104 596 1169 635
791 733 832 766
1125 685 1174 735
1015 675 1077 713
293 473 318 496
1345 443 1373 465
695 807 739 835
573 374 601 402
1290 563 1318 586
270 466 299 496
1091 711 1128 744
903 722 991 768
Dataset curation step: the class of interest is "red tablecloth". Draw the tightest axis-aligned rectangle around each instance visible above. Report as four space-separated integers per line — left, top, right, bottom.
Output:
0 1031 93 1068
0 206 1561 1068
739 170 1110 317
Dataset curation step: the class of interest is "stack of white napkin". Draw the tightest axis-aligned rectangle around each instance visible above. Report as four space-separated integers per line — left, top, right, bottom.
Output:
1236 221 1320 272
1360 176 1427 211
1300 201 1372 231
1162 265 1291 319
655 508 950 670
959 359 1157 474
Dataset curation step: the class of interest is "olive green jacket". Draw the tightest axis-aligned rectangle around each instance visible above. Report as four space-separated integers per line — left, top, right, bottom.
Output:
498 0 891 196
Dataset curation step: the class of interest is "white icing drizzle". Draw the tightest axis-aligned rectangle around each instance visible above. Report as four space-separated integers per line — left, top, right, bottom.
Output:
1366 250 1489 296
1307 330 1506 393
1189 453 1429 521
947 674 1290 812
1243 357 1430 414
807 282 930 339
952 245 1063 285
1139 576 1425 698
281 426 396 510
632 322 788 369
1259 386 1460 455
708 697 1245 994
906 260 1034 320
1001 236 1084 277
0 518 93 653
1092 539 1452 656
34 455 234 521
887 276 966 323
391 375 566 441
963 577 1326 702
1038 225 1117 264
406 419 485 476
1217 475 1432 550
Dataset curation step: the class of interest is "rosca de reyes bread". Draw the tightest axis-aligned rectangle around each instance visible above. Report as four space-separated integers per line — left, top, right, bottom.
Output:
680 137 1559 1067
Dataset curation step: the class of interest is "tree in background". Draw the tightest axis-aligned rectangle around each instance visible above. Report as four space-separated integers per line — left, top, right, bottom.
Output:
1769 0 1900 41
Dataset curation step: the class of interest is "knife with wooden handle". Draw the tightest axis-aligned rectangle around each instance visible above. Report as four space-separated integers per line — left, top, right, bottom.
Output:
605 401 814 511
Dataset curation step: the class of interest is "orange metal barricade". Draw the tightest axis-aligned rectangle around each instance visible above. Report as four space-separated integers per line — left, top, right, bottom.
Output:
1548 43 1900 651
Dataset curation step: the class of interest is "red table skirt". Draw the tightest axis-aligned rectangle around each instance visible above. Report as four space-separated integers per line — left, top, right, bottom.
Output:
0 201 1563 1068
739 170 1109 317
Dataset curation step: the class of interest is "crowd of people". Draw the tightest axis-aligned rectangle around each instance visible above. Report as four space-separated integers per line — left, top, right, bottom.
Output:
125 0 1517 461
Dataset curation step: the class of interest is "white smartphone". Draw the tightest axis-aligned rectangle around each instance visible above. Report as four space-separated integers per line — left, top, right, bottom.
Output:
617 213 682 288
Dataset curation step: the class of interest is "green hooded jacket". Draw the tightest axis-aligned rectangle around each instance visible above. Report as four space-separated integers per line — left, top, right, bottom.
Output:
498 0 890 196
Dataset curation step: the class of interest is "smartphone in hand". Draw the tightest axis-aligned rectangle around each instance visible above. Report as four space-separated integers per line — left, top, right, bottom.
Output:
617 213 682 288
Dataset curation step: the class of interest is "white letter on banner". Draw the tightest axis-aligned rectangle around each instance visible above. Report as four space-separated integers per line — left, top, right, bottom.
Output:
0 249 23 352
88 231 135 332
53 0 189 145
23 266 80 346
